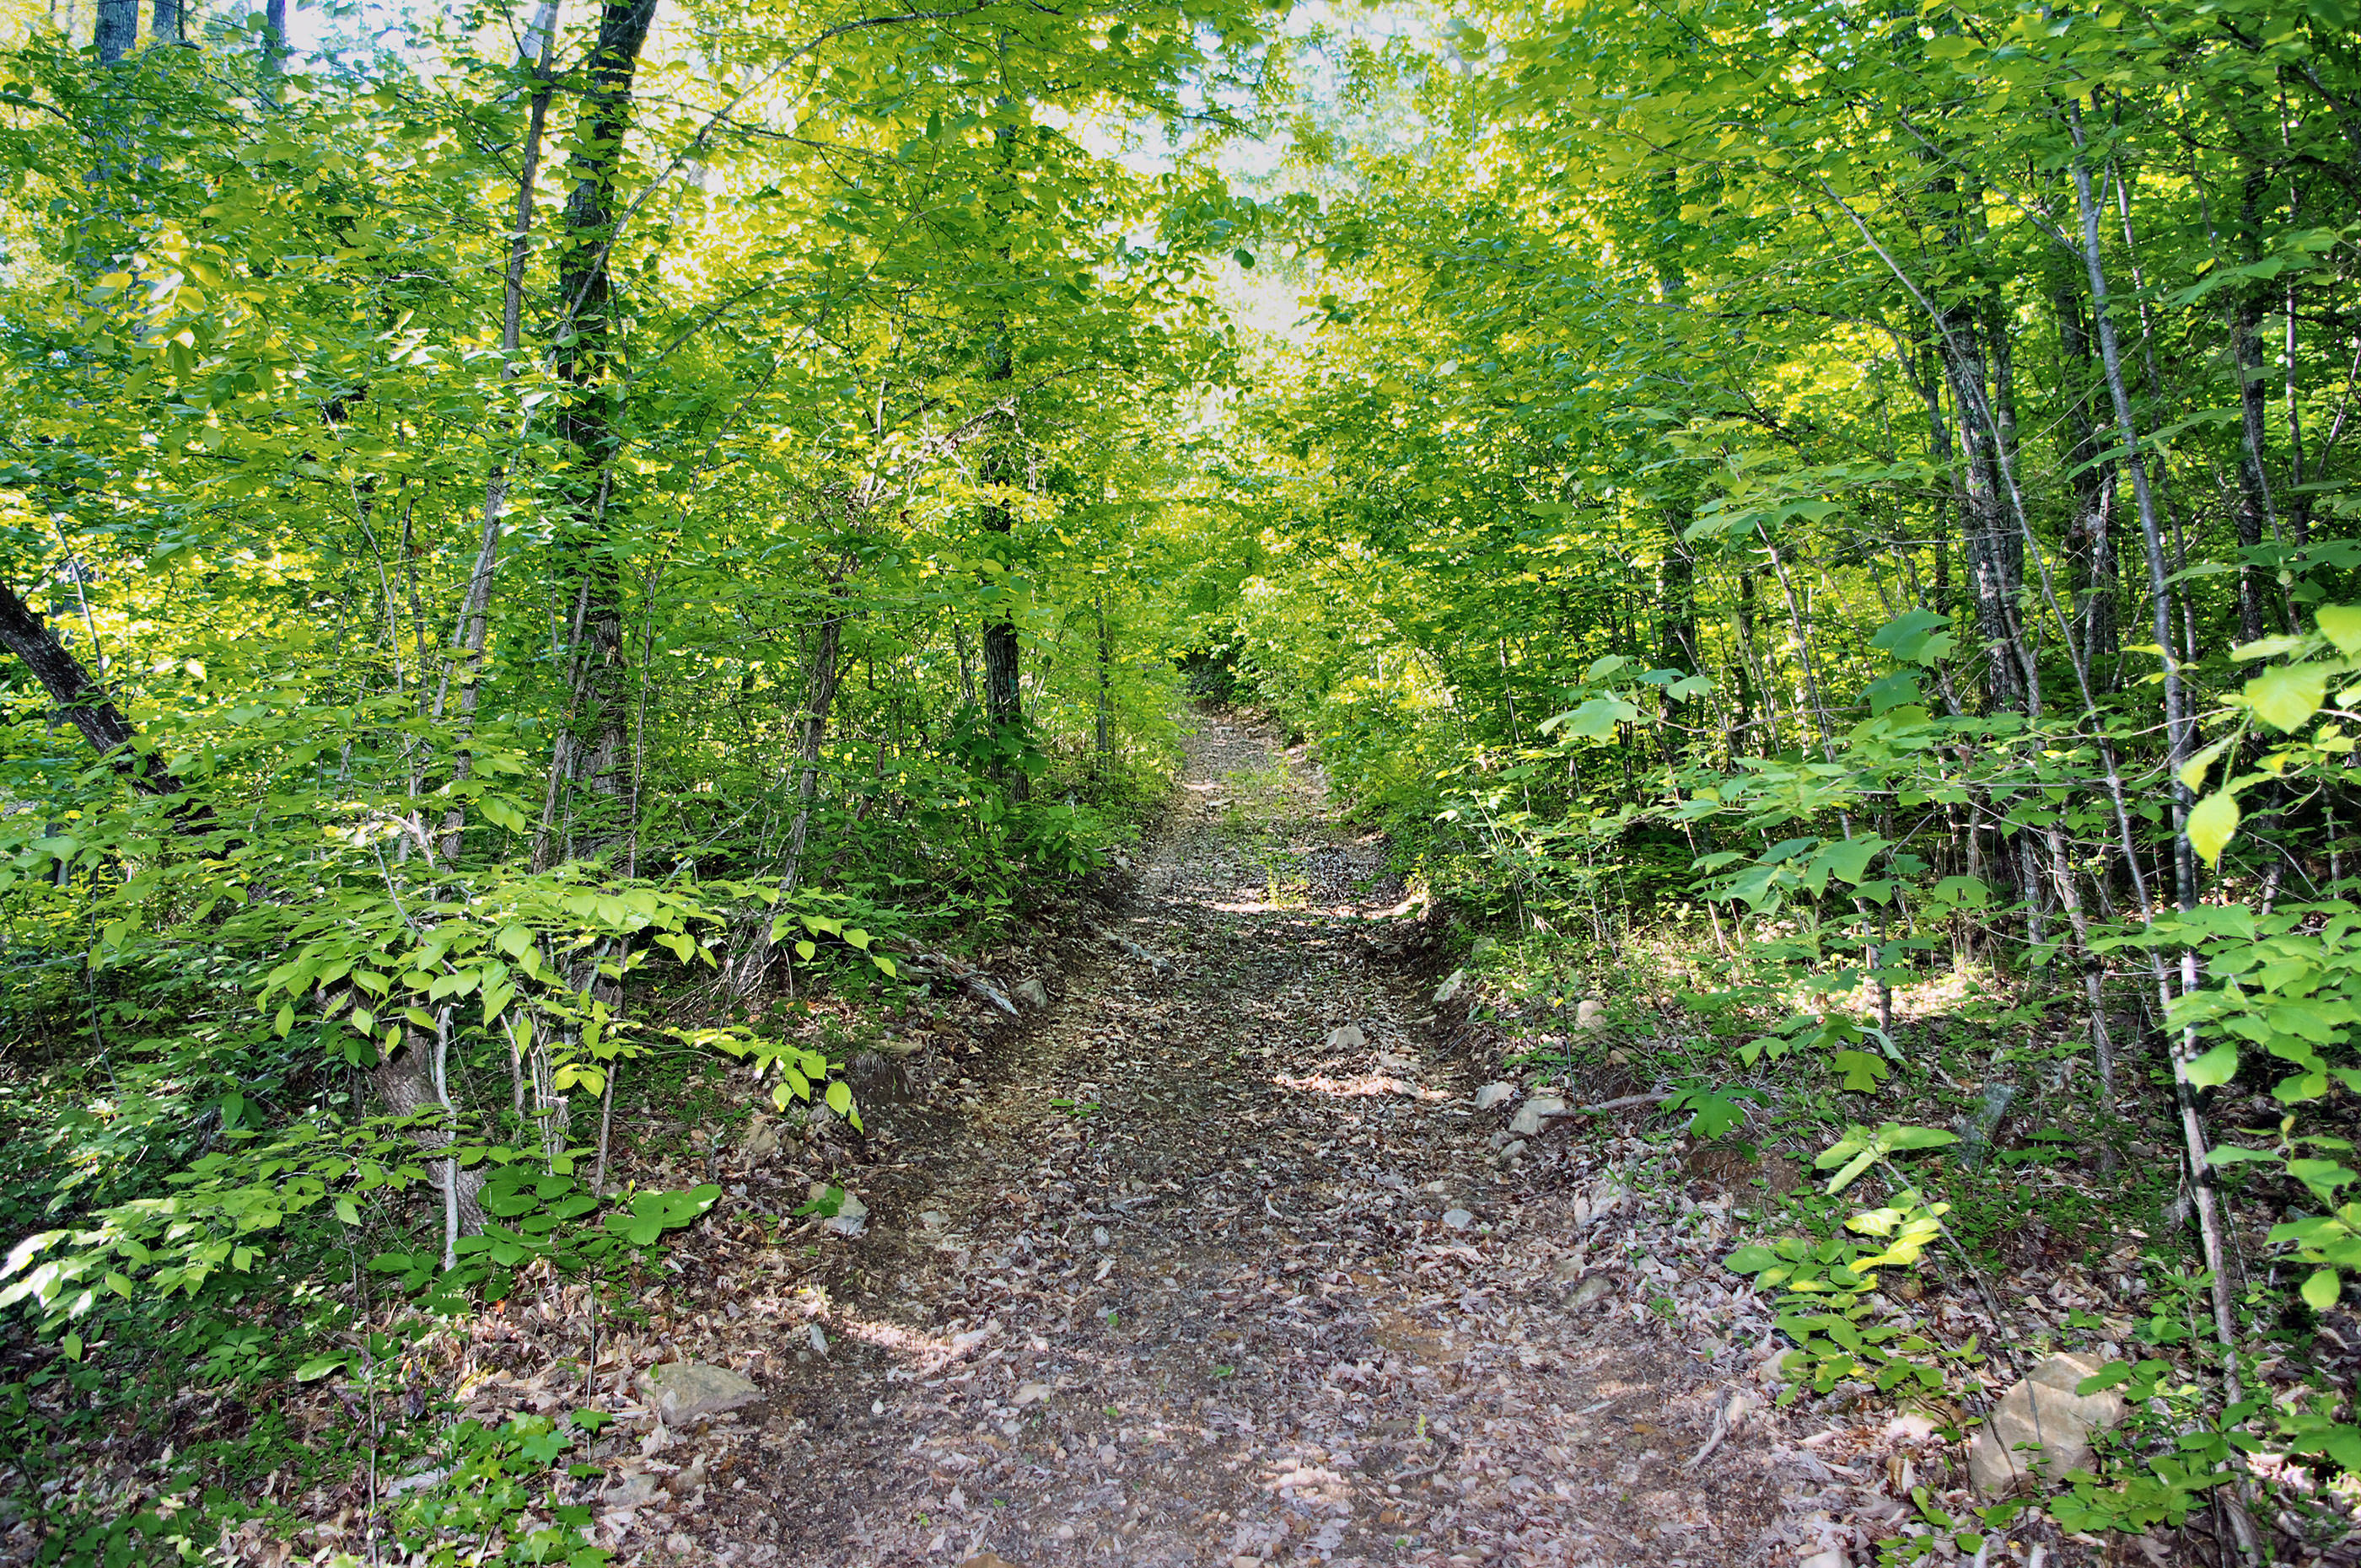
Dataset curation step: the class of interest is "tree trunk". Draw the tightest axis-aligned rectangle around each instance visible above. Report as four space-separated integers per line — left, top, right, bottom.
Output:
554 0 660 864
438 1 562 863
733 587 848 996
2052 255 2119 679
979 331 1025 799
94 0 133 62
2068 110 2253 1518
2229 168 2281 645
0 580 193 803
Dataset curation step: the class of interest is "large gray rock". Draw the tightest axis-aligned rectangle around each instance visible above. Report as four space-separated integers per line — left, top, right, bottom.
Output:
1326 1023 1368 1051
638 1361 761 1423
1968 1352 2127 1496
1474 1081 1516 1111
1433 969 1467 1004
1014 977 1051 1010
1575 997 1607 1032
1508 1095 1568 1136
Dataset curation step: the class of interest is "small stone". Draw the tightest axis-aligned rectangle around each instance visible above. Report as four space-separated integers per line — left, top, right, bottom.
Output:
604 1469 660 1508
1441 1207 1475 1230
1498 1138 1526 1160
1552 1255 1583 1282
739 1114 781 1163
1797 1553 1849 1568
1575 997 1607 1032
1056 1523 1076 1541
1474 1082 1515 1111
960 1556 1025 1568
808 1323 828 1354
1433 969 1466 1004
1968 1351 2127 1497
1014 1381 1052 1407
1232 1558 1261 1568
1508 1095 1568 1137
1014 977 1051 1010
919 1209 950 1232
1326 1023 1368 1051
1568 1274 1616 1308
637 1361 761 1423
822 1191 869 1238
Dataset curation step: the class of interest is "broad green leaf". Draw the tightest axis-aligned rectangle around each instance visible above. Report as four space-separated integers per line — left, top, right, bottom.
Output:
2319 604 2361 658
2302 1267 2341 1311
2184 1040 2240 1088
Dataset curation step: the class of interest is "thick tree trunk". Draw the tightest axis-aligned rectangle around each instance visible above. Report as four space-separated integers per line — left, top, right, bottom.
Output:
94 0 134 62
979 331 1026 799
554 0 660 864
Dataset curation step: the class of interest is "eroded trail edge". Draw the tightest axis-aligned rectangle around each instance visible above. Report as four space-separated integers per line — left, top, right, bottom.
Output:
624 716 1806 1567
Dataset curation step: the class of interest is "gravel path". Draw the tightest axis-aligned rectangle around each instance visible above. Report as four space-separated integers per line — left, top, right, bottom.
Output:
621 713 1796 1566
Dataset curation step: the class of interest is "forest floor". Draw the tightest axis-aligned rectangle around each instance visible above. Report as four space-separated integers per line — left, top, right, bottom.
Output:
578 712 1873 1568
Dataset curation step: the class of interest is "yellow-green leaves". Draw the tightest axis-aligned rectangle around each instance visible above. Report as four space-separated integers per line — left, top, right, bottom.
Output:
2319 604 2361 658
2245 663 2331 733
2186 789 2240 867
2303 1267 2341 1312
2183 1039 2240 1088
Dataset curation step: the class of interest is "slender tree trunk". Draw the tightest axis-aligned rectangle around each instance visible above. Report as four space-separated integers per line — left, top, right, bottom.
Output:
734 585 849 996
2052 255 2119 679
2068 108 2252 1494
2229 170 2282 643
438 1 562 862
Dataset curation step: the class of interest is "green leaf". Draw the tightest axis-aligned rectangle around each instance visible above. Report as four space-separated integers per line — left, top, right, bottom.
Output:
1724 1245 1780 1273
1830 1050 1890 1093
2246 664 2330 733
2186 791 2241 867
826 1081 853 1116
295 1352 348 1382
2302 1267 2341 1311
2318 604 2361 658
2185 1040 2240 1089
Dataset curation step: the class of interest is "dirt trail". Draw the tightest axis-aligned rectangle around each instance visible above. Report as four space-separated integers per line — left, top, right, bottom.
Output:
637 715 1794 1566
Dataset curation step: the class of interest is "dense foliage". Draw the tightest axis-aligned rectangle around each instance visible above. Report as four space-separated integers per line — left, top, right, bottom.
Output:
1 0 2358 1555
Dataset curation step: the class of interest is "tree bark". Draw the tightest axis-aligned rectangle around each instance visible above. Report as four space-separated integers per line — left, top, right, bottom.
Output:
2069 110 2252 1514
554 0 660 864
0 580 192 803
438 0 562 863
979 330 1025 798
94 0 134 62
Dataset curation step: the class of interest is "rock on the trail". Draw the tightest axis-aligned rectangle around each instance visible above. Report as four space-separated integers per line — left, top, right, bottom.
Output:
1014 977 1051 1010
1474 1081 1516 1111
1433 968 1467 1003
959 1555 1024 1568
1576 997 1607 1031
737 1114 780 1163
1326 1023 1367 1050
1508 1094 1568 1136
1969 1351 2127 1496
1441 1207 1476 1230
637 1361 761 1423
823 1190 869 1238
1568 1274 1616 1308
